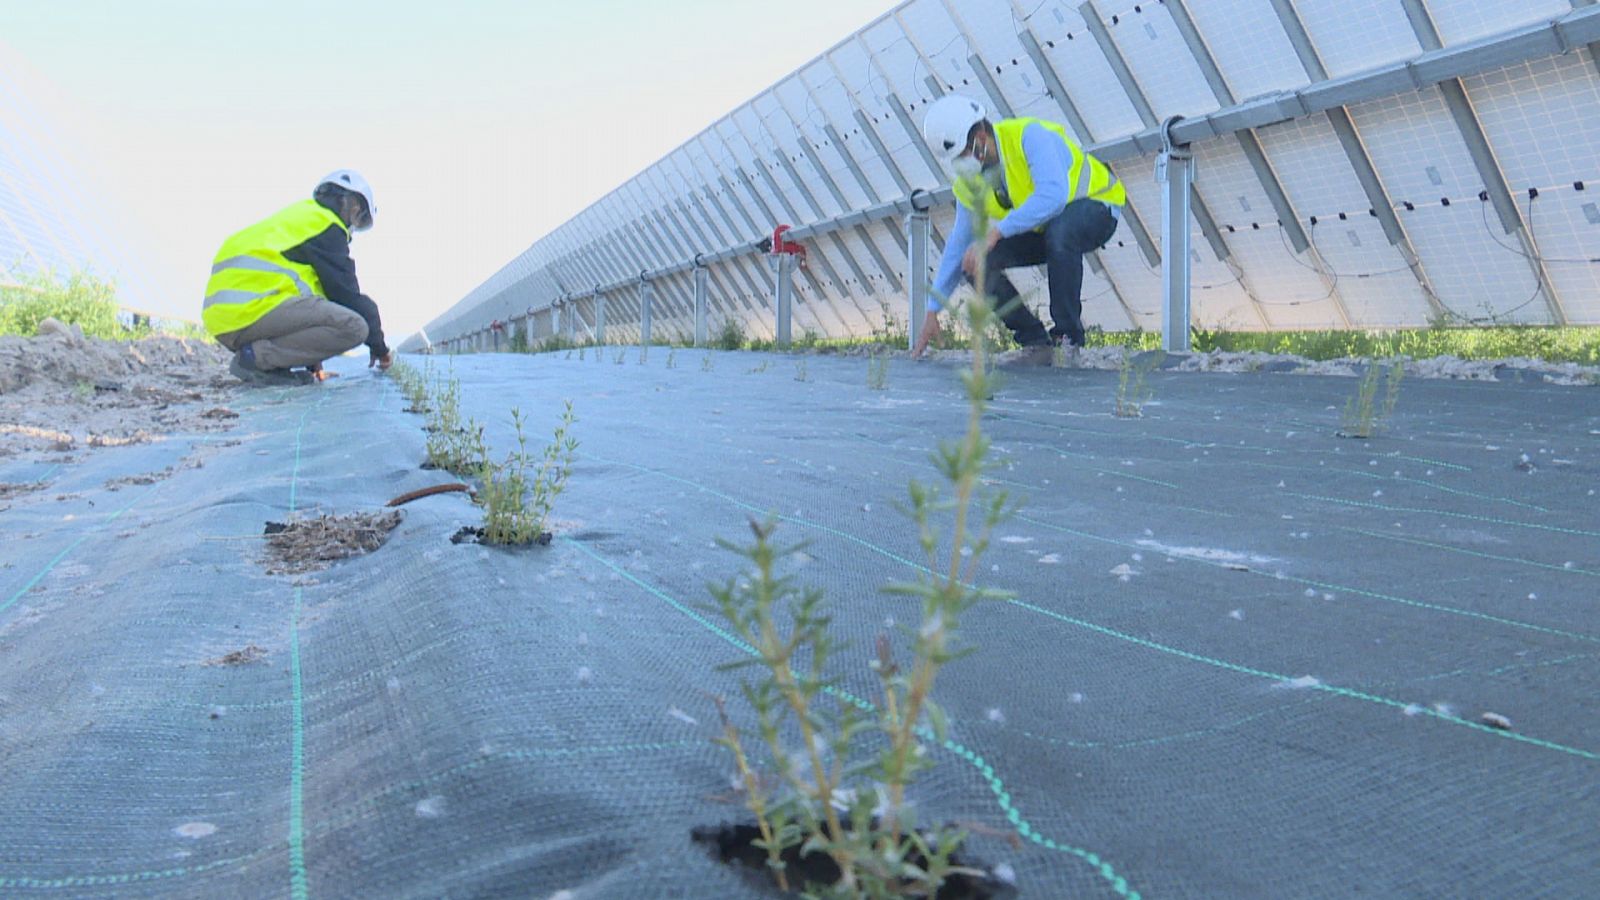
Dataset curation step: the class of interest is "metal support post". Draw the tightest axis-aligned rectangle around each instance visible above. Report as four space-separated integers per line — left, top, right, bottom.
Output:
907 192 931 352
639 279 654 348
594 294 607 344
774 254 794 348
1157 116 1194 353
693 263 709 347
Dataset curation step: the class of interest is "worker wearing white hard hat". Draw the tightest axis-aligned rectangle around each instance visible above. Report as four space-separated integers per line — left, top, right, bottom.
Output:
914 95 1125 361
203 170 393 383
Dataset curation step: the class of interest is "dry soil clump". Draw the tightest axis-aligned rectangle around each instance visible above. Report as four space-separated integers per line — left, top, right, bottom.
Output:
263 510 403 575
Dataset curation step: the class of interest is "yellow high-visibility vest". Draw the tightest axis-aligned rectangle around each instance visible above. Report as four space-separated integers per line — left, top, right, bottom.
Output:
202 199 347 336
952 118 1126 227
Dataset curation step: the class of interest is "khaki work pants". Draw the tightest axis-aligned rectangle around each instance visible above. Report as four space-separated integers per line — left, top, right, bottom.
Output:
216 295 368 370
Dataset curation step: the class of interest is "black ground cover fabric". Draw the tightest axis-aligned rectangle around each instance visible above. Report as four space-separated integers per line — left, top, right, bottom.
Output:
1 349 1596 898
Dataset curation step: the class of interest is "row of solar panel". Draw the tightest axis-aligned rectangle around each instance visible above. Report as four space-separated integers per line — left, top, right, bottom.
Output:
422 0 1600 348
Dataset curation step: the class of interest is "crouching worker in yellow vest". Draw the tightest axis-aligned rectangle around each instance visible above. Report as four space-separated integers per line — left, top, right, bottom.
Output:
913 95 1125 362
203 170 393 384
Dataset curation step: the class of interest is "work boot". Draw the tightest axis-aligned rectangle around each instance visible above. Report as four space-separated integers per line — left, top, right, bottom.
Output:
228 343 304 386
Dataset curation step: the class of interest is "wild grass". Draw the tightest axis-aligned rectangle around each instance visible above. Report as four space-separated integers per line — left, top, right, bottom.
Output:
866 352 889 391
1 268 205 340
1114 350 1165 418
1340 359 1404 439
1082 325 1600 365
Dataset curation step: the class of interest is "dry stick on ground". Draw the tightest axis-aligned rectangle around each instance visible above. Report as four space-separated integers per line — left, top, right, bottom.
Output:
385 483 474 507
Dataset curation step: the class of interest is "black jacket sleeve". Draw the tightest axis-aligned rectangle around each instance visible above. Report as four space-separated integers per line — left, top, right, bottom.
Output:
283 225 389 357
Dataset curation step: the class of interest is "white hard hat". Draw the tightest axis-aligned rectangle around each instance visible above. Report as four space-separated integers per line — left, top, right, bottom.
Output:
922 94 988 164
315 169 377 231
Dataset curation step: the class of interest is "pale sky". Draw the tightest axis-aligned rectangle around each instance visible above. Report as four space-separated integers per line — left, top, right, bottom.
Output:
0 0 900 340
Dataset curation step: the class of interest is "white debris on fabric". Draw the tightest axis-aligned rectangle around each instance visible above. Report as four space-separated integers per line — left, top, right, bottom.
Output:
1480 712 1513 731
576 666 592 684
1131 553 1143 562
1403 704 1425 717
992 862 1017 885
1068 692 1084 704
1138 540 1276 565
1432 702 1456 717
1275 675 1321 690
1000 535 1034 544
1109 564 1136 577
987 708 1005 724
1037 553 1062 565
415 796 446 818
577 632 588 647
174 822 218 839
1229 609 1244 620
668 707 698 726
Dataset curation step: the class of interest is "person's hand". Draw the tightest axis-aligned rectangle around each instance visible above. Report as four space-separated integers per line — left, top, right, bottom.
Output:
370 349 394 371
985 226 1003 253
962 228 1004 276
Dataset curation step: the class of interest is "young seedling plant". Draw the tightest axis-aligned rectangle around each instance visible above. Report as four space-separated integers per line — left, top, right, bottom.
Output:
473 402 578 545
794 359 810 383
1339 359 1404 438
706 166 1016 897
1115 350 1165 418
867 352 889 391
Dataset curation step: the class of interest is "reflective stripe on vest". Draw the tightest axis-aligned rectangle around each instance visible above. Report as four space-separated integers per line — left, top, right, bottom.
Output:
952 118 1126 228
202 199 347 336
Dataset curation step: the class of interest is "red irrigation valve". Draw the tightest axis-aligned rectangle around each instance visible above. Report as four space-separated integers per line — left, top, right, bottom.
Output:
758 224 807 265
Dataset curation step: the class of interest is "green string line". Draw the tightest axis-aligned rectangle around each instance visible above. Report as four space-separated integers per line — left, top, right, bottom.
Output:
1007 600 1598 761
589 456 1600 760
0 492 144 617
289 586 307 900
1234 458 1547 512
560 537 1143 899
286 395 323 900
1392 454 1472 472
0 424 226 617
1333 526 1600 578
1286 492 1600 537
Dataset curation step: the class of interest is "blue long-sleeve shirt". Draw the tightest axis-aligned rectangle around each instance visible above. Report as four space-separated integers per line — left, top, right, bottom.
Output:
929 122 1074 310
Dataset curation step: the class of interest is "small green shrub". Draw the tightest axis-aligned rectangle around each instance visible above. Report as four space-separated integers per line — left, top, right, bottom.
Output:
793 359 809 382
716 319 746 351
477 403 578 545
701 352 714 372
423 374 486 474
